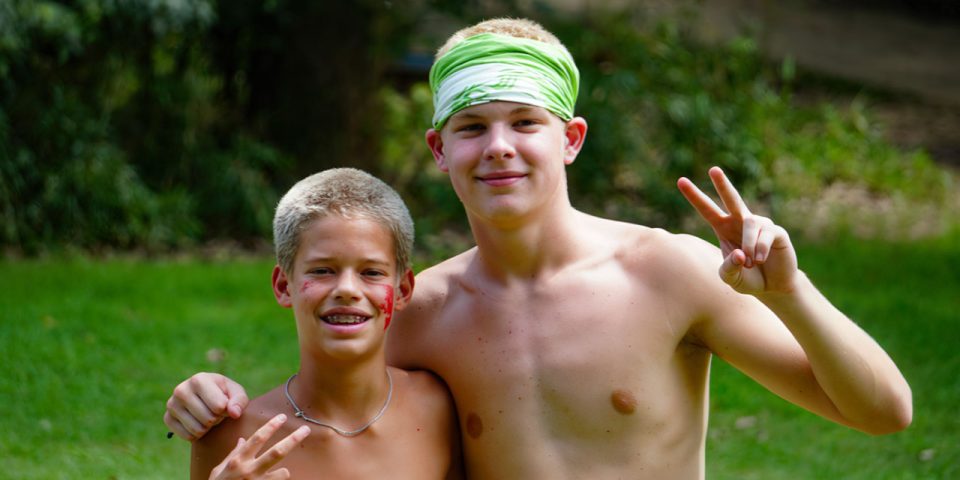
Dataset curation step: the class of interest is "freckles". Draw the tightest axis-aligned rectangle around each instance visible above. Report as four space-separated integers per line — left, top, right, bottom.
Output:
379 285 395 330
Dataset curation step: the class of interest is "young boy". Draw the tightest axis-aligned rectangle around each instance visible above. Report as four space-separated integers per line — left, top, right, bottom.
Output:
168 19 911 479
190 168 461 479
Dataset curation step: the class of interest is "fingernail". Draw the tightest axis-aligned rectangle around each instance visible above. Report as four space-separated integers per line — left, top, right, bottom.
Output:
276 413 287 423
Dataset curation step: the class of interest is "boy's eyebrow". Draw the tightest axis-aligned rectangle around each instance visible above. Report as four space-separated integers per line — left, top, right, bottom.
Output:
451 105 541 121
300 255 393 266
451 111 484 120
510 106 538 114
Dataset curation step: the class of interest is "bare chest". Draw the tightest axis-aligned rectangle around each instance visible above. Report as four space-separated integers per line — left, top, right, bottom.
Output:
237 391 451 480
421 268 710 474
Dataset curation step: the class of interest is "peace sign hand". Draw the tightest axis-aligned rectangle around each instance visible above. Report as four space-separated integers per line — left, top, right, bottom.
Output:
210 414 310 480
677 167 799 296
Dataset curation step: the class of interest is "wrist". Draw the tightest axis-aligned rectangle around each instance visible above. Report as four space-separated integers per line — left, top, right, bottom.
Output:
756 270 809 304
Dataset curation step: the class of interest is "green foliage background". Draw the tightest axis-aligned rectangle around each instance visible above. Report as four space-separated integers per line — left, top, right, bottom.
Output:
2 1 955 256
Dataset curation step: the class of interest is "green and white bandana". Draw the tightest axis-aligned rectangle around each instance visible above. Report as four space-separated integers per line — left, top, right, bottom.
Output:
429 33 580 130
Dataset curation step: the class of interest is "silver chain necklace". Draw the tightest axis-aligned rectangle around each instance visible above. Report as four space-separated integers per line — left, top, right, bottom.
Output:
283 370 393 437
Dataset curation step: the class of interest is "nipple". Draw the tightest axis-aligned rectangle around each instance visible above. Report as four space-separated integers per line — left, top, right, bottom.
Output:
466 412 484 439
611 389 638 415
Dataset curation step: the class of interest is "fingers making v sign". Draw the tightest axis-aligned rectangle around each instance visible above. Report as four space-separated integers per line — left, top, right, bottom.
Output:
209 414 310 480
677 166 799 295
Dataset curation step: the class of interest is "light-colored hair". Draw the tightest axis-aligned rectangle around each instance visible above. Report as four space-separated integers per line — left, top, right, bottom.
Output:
273 168 414 276
435 17 568 59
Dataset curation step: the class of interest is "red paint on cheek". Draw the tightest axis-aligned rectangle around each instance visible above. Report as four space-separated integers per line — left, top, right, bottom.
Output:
299 279 317 294
380 285 395 330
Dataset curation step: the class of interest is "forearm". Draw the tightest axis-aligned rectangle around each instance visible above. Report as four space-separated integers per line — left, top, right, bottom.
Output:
757 272 912 434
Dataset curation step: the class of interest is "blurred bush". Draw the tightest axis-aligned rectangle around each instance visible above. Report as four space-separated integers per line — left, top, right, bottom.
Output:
0 0 419 254
1 1 955 255
0 0 275 252
549 9 955 240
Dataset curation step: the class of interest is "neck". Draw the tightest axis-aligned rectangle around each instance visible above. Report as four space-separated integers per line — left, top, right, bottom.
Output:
468 201 587 281
289 355 391 426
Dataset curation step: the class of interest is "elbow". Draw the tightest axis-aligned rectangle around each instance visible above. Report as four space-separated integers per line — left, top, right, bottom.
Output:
865 408 912 436
883 393 914 434
861 385 913 436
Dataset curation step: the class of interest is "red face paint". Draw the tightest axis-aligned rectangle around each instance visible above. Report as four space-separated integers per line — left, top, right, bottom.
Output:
299 278 318 294
380 285 395 330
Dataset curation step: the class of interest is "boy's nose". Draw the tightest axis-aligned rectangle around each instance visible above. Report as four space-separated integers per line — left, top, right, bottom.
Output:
332 273 362 302
483 124 516 162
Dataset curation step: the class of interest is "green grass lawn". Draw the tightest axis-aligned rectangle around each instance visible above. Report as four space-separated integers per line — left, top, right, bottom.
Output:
1 238 957 478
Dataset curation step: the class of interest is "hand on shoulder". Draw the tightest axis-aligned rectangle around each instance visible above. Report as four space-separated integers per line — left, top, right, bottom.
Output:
166 372 249 441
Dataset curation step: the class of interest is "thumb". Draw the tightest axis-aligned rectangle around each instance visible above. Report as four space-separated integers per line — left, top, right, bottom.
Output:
220 377 249 419
719 249 746 288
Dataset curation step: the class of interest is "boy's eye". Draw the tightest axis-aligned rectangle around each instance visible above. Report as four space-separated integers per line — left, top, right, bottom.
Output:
514 118 539 128
363 270 387 278
308 267 334 275
456 123 484 133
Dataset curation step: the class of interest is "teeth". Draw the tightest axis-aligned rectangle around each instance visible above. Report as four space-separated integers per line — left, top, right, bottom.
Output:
322 314 368 325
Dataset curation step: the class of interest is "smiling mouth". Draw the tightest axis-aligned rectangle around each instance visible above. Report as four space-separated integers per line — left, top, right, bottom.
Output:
321 314 370 325
478 173 526 186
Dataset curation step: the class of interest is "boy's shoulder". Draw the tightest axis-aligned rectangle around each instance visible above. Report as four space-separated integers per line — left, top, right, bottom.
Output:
392 367 452 403
388 367 456 424
417 246 477 280
582 213 717 261
201 387 288 444
408 246 478 306
581 214 725 291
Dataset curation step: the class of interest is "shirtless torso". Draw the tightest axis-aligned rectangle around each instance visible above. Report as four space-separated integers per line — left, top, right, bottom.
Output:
191 368 458 479
390 214 743 479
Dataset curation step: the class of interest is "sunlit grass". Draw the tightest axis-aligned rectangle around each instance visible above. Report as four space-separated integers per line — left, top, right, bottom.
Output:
1 237 956 478
708 237 960 479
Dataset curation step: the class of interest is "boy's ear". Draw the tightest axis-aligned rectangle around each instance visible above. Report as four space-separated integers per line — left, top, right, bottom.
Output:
272 265 293 308
425 129 448 172
562 117 588 165
393 268 416 310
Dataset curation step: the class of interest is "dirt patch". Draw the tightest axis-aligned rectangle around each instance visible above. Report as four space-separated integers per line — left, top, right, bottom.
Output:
680 0 960 169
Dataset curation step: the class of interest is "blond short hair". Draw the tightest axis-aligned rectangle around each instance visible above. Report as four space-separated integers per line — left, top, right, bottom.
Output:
273 168 414 276
435 17 568 59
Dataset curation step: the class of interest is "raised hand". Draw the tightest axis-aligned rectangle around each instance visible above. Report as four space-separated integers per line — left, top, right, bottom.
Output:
210 414 310 480
677 167 799 295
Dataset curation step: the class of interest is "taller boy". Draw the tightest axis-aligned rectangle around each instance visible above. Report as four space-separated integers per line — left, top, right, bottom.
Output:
166 18 911 479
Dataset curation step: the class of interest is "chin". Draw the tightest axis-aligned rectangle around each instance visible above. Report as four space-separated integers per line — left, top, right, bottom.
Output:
319 340 383 362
